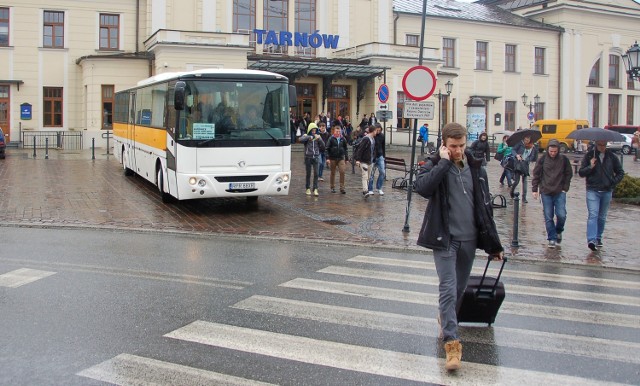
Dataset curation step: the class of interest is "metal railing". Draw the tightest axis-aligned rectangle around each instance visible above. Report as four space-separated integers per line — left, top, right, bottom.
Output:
21 131 84 150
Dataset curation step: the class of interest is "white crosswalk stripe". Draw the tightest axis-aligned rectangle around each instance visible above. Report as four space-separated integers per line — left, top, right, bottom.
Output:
0 268 56 288
78 254 639 385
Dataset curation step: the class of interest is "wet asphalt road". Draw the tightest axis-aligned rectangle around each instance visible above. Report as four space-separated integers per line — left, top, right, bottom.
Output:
1 227 639 385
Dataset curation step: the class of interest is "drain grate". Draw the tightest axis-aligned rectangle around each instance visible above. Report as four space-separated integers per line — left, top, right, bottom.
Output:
323 219 348 225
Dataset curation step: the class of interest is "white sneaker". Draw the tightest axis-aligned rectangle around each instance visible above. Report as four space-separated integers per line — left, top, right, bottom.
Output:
378 190 384 196
365 191 374 198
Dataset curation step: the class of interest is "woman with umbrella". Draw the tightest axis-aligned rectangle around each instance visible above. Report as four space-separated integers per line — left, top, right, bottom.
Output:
507 129 541 203
569 128 625 251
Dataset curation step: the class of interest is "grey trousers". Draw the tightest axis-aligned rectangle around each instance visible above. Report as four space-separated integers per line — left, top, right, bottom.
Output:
433 239 477 342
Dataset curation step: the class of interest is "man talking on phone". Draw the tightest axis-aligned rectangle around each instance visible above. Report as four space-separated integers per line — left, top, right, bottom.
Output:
414 122 504 372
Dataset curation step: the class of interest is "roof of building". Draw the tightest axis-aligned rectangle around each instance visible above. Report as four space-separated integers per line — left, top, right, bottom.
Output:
393 0 563 31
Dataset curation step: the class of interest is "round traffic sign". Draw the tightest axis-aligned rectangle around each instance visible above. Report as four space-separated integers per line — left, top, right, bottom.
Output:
377 84 390 104
527 111 535 120
402 66 437 101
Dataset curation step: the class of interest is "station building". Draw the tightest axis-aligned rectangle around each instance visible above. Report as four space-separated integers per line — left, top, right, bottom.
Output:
0 0 638 148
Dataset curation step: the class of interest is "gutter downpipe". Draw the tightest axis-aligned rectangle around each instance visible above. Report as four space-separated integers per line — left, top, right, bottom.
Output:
393 12 399 45
136 0 140 53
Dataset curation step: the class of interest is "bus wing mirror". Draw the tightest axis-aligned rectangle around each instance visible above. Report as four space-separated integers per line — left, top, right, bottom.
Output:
174 81 186 110
288 85 297 107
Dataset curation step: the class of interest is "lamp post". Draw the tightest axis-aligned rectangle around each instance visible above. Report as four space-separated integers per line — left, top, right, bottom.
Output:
436 80 453 148
521 93 540 128
622 41 640 81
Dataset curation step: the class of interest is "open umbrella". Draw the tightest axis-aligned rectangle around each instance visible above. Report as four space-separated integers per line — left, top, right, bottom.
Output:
506 129 542 147
566 127 626 142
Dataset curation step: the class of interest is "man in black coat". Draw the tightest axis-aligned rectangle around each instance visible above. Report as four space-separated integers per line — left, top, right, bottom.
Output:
414 122 503 372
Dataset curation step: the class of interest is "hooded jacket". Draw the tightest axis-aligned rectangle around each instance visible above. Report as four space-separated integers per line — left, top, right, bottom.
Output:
299 125 325 158
578 148 624 192
413 149 503 254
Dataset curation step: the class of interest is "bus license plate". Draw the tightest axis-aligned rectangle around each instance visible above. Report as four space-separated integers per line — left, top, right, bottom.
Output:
229 182 255 189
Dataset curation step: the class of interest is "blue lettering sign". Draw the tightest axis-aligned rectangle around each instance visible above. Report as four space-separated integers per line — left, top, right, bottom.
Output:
253 29 339 49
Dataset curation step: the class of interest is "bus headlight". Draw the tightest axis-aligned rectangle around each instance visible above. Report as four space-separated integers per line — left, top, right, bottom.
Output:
282 174 290 183
189 177 197 185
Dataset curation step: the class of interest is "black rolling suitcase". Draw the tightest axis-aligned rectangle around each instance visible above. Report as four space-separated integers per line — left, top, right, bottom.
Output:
457 256 507 326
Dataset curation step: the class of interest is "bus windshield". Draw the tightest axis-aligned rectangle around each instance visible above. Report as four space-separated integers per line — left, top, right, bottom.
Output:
176 80 290 145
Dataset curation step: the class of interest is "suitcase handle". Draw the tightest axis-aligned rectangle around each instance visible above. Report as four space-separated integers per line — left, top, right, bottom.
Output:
477 255 507 294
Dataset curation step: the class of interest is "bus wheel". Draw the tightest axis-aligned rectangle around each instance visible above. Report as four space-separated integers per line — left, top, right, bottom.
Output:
122 150 133 176
157 168 172 203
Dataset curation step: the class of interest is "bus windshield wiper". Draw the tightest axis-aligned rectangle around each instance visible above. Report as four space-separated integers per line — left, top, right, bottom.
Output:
243 127 281 145
196 138 217 147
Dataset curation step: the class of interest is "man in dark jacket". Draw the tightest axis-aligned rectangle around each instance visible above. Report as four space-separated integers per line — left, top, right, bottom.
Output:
368 123 386 196
354 127 376 197
531 139 573 248
578 140 624 251
325 126 349 194
414 122 503 372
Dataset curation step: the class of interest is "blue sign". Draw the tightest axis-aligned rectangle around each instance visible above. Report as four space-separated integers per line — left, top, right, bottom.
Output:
254 29 340 49
20 103 32 120
527 111 535 120
378 84 389 104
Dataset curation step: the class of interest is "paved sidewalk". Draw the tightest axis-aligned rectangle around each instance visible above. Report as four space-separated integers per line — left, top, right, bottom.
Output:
0 145 638 271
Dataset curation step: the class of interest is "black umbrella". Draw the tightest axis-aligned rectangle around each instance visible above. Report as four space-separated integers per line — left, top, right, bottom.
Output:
566 127 626 142
506 129 542 147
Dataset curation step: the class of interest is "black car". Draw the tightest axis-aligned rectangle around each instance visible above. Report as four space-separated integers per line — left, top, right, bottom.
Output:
0 127 6 159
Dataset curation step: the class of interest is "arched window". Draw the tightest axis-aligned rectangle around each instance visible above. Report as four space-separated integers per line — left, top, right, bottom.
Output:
588 58 600 87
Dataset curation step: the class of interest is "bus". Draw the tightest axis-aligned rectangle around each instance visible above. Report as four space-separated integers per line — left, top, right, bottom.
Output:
113 69 296 202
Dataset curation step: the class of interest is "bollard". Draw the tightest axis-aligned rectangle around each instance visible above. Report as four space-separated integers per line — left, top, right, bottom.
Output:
91 137 95 160
511 192 520 248
619 151 624 169
45 137 49 159
33 136 36 158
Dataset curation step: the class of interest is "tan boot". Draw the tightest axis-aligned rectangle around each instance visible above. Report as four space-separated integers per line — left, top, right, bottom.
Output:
444 340 462 371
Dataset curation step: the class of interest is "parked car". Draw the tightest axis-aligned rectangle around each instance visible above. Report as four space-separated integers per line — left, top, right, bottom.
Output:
607 133 633 154
0 127 6 159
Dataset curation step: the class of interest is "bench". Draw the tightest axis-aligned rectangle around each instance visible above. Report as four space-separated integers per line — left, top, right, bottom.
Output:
385 156 414 189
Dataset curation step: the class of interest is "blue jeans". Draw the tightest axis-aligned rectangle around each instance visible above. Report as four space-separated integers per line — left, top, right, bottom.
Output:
586 190 612 242
318 153 327 178
541 192 567 241
368 156 386 191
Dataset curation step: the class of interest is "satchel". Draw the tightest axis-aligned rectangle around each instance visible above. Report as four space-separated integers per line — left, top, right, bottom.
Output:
494 152 504 161
417 135 423 142
514 160 529 176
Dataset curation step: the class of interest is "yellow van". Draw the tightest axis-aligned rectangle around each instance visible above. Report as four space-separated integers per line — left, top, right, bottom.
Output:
531 119 590 152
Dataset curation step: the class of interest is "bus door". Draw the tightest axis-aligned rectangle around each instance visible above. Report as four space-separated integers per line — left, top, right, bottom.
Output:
127 91 137 172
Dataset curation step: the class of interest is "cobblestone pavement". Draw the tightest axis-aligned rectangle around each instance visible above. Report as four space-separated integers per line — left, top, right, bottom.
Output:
1 145 638 271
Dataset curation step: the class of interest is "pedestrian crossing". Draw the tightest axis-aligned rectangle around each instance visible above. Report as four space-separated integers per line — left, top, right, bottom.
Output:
78 254 640 385
0 267 56 288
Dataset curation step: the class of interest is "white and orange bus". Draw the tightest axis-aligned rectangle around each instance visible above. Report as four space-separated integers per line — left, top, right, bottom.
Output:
113 69 296 202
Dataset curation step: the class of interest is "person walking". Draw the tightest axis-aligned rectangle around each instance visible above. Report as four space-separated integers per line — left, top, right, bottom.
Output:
531 139 573 248
354 127 376 198
317 122 331 181
497 135 513 187
325 126 349 194
578 140 624 251
419 123 430 155
368 123 386 196
299 123 325 196
414 122 504 372
509 134 538 203
469 132 491 166
632 129 640 162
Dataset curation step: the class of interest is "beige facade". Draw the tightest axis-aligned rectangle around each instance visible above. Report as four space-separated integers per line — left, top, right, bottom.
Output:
0 0 638 149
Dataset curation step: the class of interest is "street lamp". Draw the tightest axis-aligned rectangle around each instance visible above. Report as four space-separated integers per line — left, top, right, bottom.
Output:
622 41 640 81
521 93 540 127
436 80 453 148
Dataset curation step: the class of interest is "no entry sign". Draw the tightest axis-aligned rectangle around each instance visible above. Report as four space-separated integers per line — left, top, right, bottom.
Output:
402 66 437 101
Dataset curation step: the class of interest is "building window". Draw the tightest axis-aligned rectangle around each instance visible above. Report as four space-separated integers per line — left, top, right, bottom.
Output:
443 38 455 67
505 44 516 72
534 47 545 74
295 0 315 57
43 87 63 127
99 14 119 50
589 93 600 127
263 0 288 55
0 8 9 47
628 74 636 90
476 41 488 70
627 95 634 125
406 34 419 47
534 102 544 121
608 94 620 125
589 59 600 87
609 55 620 89
43 11 64 48
234 0 256 46
505 101 516 130
102 85 114 129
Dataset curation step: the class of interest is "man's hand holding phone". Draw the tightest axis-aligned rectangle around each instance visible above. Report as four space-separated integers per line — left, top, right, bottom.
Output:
439 146 450 160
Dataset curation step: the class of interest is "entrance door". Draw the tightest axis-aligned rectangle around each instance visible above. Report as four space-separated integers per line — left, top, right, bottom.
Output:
0 85 9 143
327 85 350 123
295 84 317 120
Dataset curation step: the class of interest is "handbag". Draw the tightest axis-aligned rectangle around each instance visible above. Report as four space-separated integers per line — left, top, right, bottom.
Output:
417 134 423 143
503 156 515 171
514 159 529 176
296 127 302 137
494 152 504 161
